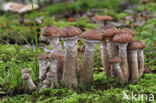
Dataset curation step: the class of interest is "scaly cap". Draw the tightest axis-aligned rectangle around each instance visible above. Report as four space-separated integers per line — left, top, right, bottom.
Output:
113 33 132 43
83 28 102 40
22 68 30 74
60 26 82 38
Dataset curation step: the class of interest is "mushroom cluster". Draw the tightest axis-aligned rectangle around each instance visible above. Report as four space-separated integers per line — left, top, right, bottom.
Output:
22 19 146 91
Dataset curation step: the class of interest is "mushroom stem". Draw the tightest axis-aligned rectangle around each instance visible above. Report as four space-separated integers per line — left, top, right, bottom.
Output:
22 74 36 91
113 63 125 83
117 43 129 82
46 76 54 88
138 49 144 77
26 77 36 90
49 59 60 87
18 13 24 24
128 50 139 83
106 39 118 77
50 37 63 53
62 36 78 87
79 40 97 84
106 39 118 57
74 38 79 71
100 40 111 77
39 60 48 80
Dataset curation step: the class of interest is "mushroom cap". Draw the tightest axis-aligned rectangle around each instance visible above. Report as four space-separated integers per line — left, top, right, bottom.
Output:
43 79 51 85
82 28 102 40
103 25 117 30
9 3 24 13
109 56 121 64
101 26 119 38
95 15 112 21
48 52 63 59
46 71 53 77
19 4 39 14
3 2 21 11
139 41 146 49
22 73 30 80
38 53 48 60
60 26 82 38
120 28 135 37
113 33 133 43
42 25 60 37
22 68 31 74
128 41 142 50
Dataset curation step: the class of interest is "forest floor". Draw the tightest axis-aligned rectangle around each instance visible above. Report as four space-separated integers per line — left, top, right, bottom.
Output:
0 0 156 103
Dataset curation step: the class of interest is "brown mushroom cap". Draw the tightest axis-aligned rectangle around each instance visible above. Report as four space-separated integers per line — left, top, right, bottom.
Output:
120 28 135 37
113 33 133 43
22 73 30 80
101 26 119 38
95 15 113 21
38 53 48 60
128 41 142 50
22 68 31 74
46 71 53 77
82 28 102 40
42 25 60 37
139 41 146 49
109 56 121 64
48 52 63 59
60 26 82 38
43 79 51 85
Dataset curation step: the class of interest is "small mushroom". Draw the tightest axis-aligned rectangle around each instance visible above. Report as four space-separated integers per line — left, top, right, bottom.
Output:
94 15 113 28
8 3 38 24
48 52 62 87
22 72 36 91
101 26 120 77
38 53 48 81
128 41 141 83
60 26 82 87
79 28 102 84
109 56 124 84
22 68 31 74
101 26 119 57
39 79 51 92
138 41 146 77
41 25 63 53
113 33 133 82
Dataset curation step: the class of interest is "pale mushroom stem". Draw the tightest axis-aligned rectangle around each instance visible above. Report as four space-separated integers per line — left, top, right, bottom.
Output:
138 49 144 77
25 77 36 91
50 37 63 53
62 37 78 87
106 39 118 77
100 40 111 77
117 43 129 82
128 50 139 83
49 59 60 87
74 38 79 71
19 13 24 24
39 60 48 80
113 63 125 84
106 39 118 57
79 40 97 84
